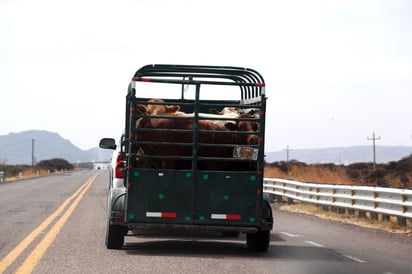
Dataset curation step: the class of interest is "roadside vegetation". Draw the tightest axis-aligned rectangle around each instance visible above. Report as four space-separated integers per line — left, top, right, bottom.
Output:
265 154 412 234
265 154 412 188
0 158 74 181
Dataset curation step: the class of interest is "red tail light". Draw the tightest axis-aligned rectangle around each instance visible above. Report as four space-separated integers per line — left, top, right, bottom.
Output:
114 152 125 178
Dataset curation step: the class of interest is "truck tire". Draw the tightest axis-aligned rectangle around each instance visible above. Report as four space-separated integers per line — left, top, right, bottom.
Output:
247 230 270 252
105 224 124 249
105 188 126 249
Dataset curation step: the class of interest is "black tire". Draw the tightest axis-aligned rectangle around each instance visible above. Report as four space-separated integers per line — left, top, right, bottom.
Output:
105 224 124 249
247 231 270 252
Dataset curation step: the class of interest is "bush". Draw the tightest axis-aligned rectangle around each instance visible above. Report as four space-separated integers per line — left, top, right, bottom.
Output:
36 158 73 171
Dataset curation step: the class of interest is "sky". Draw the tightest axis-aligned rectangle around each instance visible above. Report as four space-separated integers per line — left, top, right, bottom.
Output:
1 0 411 153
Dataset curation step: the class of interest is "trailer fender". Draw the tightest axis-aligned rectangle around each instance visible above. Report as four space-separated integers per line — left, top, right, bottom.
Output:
107 187 126 225
261 198 273 231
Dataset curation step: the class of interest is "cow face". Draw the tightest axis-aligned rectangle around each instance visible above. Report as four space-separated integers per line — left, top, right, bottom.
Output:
137 98 180 115
225 114 259 145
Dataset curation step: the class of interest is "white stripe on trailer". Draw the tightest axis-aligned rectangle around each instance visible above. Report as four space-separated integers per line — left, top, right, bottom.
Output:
146 212 162 217
211 213 242 220
211 214 227 220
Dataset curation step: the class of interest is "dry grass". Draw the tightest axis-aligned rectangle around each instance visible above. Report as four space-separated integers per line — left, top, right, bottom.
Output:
280 202 412 236
6 168 50 181
264 164 357 185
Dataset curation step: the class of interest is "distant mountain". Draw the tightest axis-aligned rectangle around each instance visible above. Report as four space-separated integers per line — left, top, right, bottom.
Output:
0 130 112 165
3 130 411 166
265 146 412 165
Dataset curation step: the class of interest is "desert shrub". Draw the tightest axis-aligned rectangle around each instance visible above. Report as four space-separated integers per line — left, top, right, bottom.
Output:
399 174 410 188
346 166 361 179
277 161 290 172
345 163 372 181
396 154 412 173
289 160 307 166
363 167 387 186
36 158 73 171
319 163 337 171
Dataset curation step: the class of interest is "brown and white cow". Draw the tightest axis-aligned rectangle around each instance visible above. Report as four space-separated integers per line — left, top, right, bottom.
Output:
136 98 181 116
134 115 235 169
133 100 259 170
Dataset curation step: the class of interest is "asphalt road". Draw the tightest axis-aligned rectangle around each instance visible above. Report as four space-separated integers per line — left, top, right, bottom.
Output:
1 170 411 274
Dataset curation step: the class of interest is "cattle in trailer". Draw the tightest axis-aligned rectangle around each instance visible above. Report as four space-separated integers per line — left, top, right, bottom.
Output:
133 101 259 171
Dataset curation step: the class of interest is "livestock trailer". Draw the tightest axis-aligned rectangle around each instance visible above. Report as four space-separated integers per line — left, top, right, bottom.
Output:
100 64 273 251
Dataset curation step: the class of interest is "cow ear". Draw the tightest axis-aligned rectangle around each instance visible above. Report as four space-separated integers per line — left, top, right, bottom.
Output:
137 104 147 114
166 105 180 113
224 122 237 131
209 108 219 114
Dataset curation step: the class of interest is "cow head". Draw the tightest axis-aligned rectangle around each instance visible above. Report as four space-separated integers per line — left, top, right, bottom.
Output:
137 98 180 115
224 114 259 145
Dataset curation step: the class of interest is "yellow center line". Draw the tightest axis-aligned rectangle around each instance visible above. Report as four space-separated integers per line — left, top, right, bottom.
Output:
15 173 98 274
0 173 98 274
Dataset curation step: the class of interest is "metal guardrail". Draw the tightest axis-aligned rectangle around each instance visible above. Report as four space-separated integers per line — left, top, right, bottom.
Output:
0 171 4 182
263 178 412 220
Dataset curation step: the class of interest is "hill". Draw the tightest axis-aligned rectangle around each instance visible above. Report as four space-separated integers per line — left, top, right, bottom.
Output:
0 130 112 165
265 146 412 164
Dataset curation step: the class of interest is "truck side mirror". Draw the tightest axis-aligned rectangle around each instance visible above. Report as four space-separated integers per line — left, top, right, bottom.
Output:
99 138 117 150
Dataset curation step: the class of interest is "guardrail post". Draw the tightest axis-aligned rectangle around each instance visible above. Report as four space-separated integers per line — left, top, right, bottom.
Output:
338 208 346 214
276 195 283 202
397 217 406 226
370 212 378 220
381 214 390 221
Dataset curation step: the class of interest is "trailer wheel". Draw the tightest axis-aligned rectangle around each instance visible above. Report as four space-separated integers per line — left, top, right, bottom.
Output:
105 224 124 249
247 231 270 252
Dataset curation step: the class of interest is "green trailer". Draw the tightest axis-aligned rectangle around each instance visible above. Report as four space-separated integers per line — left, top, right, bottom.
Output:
100 64 273 251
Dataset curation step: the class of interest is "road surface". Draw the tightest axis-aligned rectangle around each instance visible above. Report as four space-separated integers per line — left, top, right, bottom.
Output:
1 170 411 274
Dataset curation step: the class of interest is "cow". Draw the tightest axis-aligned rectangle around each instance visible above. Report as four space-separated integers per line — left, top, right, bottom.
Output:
133 100 259 171
209 107 240 118
225 114 259 145
136 99 240 121
136 98 181 116
134 115 235 169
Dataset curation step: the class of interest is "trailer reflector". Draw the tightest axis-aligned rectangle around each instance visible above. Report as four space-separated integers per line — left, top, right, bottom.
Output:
211 214 241 220
146 212 177 218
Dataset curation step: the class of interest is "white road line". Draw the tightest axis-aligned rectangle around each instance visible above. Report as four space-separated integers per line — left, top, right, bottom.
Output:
279 232 303 237
305 240 325 248
342 255 366 263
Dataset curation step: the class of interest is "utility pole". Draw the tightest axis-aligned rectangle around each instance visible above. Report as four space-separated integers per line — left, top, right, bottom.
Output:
285 145 292 164
32 139 35 167
367 132 380 170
